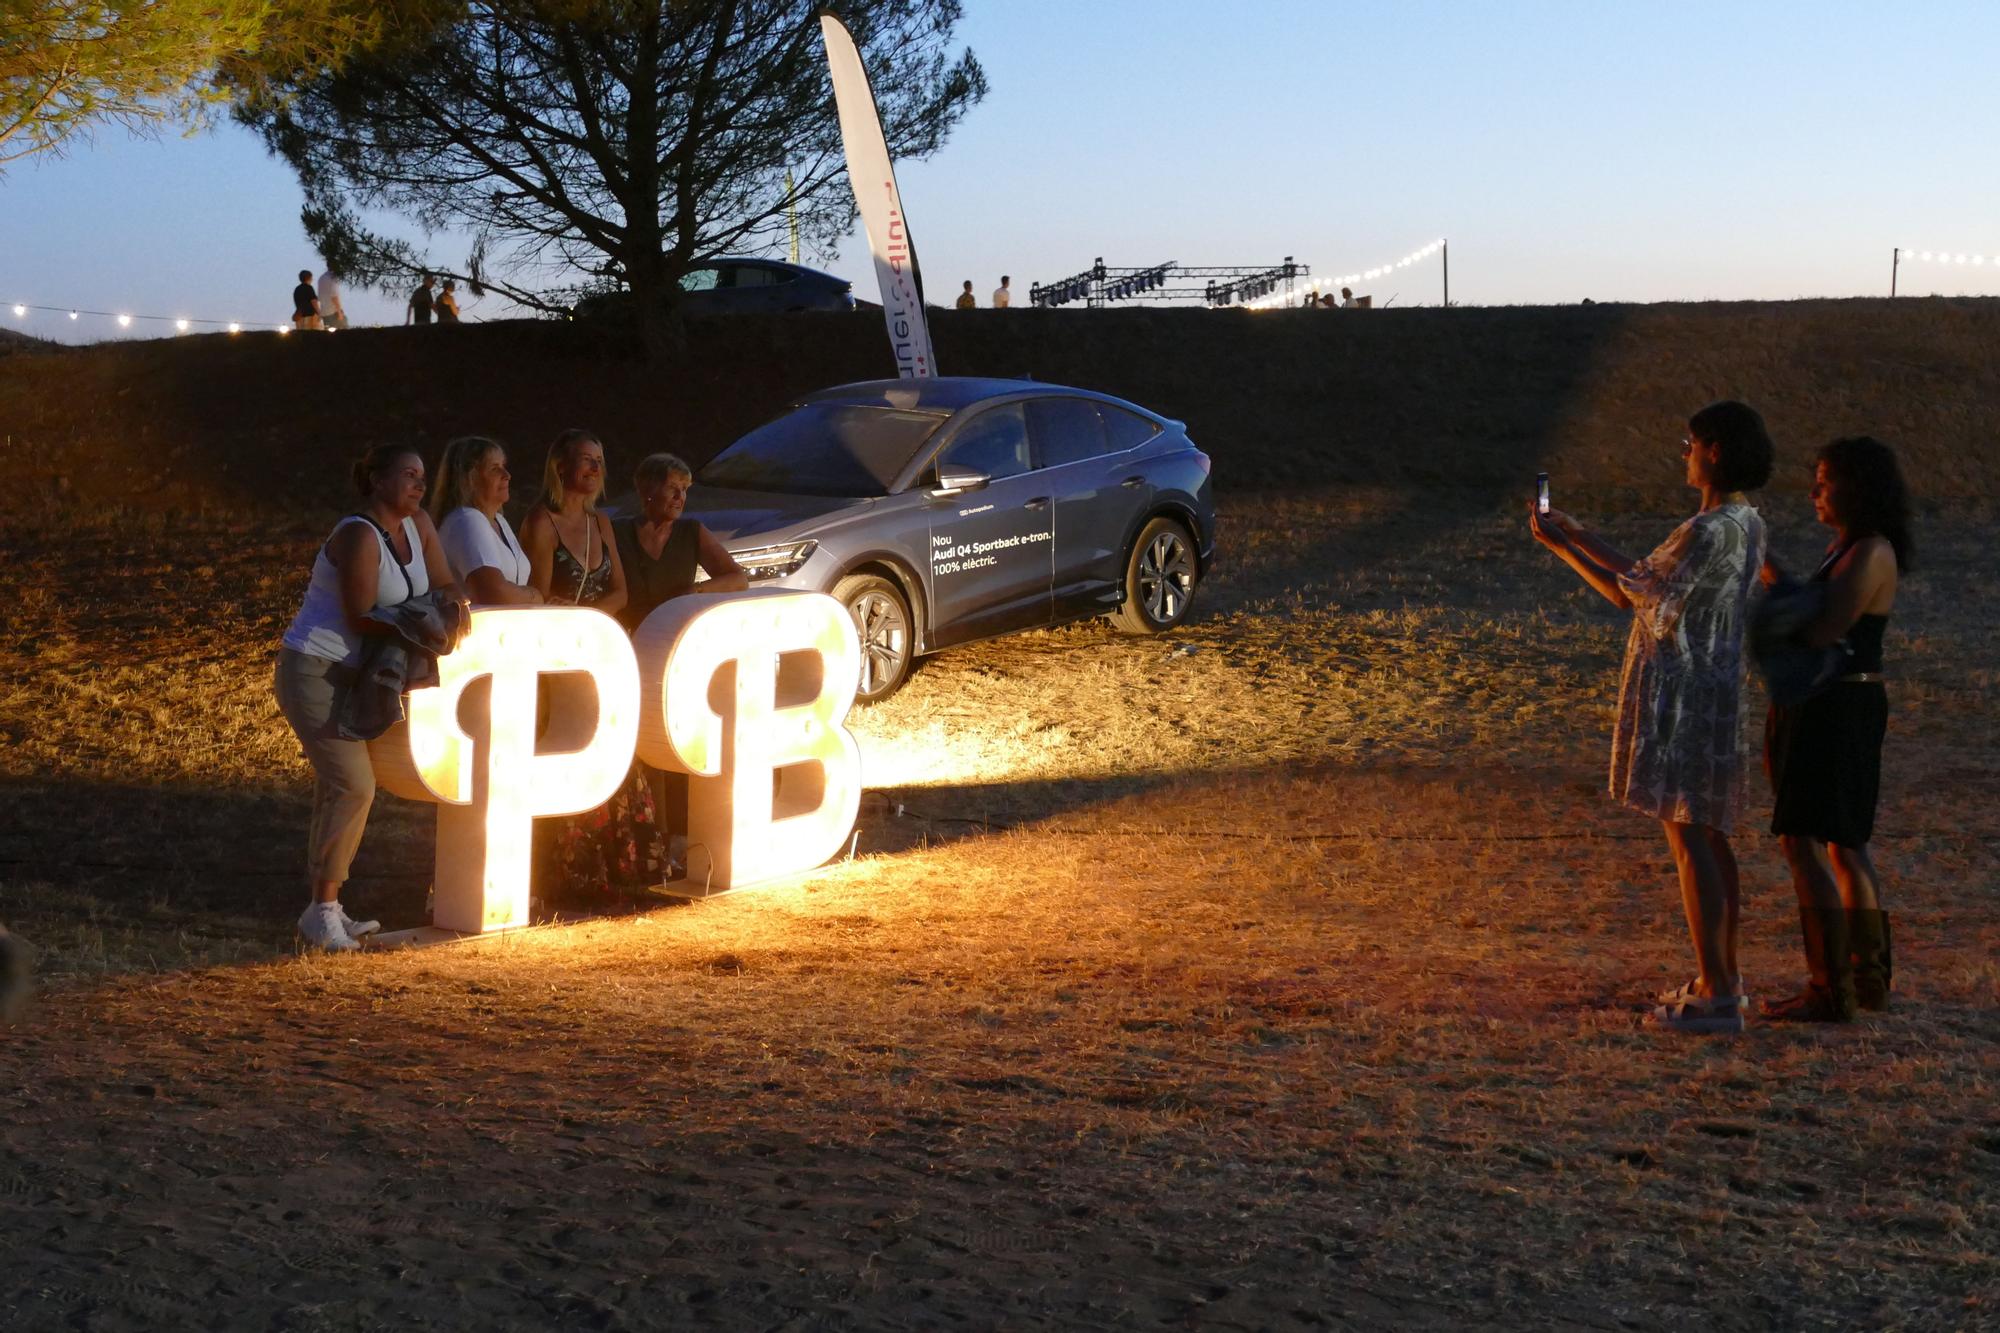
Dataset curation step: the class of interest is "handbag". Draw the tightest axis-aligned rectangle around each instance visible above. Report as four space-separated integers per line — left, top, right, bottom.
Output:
1750 576 1844 708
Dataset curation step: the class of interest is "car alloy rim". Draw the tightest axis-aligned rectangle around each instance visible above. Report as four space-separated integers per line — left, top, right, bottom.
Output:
850 590 909 694
1139 531 1194 624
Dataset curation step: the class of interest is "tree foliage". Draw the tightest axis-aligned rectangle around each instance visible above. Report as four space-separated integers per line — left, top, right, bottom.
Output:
233 1 986 336
0 0 373 168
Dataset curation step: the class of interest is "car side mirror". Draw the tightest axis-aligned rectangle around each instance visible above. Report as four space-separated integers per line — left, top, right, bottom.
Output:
931 466 989 496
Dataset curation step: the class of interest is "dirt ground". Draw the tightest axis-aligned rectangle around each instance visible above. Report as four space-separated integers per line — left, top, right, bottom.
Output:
2 485 1996 1330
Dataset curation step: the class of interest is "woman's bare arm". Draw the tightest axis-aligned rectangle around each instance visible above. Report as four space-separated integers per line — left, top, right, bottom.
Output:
1531 506 1632 609
594 513 628 617
694 525 750 593
520 509 556 599
466 566 542 605
1801 538 1895 648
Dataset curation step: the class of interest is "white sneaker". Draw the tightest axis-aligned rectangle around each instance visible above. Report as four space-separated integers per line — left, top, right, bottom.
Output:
337 905 382 938
298 903 359 953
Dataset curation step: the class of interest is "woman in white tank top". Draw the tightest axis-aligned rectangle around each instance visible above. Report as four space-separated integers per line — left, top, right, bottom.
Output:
275 445 465 952
428 435 543 604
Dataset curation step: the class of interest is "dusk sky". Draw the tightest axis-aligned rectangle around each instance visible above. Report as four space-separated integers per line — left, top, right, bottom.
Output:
4 0 1998 342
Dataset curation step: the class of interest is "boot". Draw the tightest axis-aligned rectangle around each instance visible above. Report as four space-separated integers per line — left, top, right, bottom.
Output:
1850 909 1893 1012
1762 906 1858 1022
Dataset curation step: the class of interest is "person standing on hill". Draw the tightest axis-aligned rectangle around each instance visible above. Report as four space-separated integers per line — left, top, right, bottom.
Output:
992 275 1011 308
316 268 348 330
291 270 321 330
436 279 462 324
955 280 976 309
405 274 435 326
1761 436 1913 1022
1529 401 1774 1034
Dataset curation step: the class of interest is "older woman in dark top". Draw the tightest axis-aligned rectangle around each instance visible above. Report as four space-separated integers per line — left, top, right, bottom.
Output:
611 452 748 632
611 453 747 869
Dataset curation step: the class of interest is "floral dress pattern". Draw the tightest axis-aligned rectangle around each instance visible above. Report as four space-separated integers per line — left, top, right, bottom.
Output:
542 528 668 911
1609 502 1767 831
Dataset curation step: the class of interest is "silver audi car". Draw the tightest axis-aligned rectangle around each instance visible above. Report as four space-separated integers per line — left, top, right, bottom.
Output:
687 377 1217 702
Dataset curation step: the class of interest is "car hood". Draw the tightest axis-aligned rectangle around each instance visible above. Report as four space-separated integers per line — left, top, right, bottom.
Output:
682 486 879 544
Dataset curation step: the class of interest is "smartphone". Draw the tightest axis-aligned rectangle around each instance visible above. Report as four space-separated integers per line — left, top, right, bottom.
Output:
1535 472 1551 515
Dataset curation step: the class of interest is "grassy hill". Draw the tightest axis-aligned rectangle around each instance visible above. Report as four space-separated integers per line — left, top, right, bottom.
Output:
2 297 1993 521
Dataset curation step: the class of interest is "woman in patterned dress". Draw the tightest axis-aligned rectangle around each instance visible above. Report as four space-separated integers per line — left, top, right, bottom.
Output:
1530 401 1774 1033
521 429 668 911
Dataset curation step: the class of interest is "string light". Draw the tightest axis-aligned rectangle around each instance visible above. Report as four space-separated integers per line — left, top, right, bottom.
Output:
1243 237 1447 310
1898 247 1991 267
2 300 280 335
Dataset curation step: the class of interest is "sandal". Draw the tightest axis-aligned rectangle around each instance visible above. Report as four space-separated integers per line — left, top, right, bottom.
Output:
1656 976 1749 1010
1650 993 1745 1035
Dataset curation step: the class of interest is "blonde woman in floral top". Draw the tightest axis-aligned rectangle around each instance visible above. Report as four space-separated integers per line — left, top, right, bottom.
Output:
1530 401 1773 1034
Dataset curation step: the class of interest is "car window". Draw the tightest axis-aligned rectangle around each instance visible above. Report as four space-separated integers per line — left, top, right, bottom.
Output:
939 403 1030 481
731 265 780 288
1026 397 1109 469
680 267 721 293
1100 405 1162 453
698 404 944 497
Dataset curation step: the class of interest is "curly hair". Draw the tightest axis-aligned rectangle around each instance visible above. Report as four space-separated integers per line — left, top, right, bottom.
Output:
1819 436 1914 571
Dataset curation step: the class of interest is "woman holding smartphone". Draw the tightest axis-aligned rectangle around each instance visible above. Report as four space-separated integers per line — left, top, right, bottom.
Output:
1529 401 1772 1033
1762 436 1911 1022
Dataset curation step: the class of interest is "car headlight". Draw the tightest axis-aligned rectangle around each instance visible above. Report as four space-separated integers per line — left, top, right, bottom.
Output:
730 539 818 581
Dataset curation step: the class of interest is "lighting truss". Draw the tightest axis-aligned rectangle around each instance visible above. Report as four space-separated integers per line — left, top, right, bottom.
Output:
1028 258 1308 308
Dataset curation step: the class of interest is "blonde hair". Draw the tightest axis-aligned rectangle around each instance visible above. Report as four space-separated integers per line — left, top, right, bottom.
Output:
428 435 503 521
539 427 604 513
634 452 693 490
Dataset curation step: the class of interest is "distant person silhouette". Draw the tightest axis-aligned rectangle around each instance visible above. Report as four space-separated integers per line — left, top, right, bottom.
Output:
406 275 436 326
436 279 462 324
292 269 321 330
956 280 976 310
1339 287 1357 309
992 275 1011 308
317 269 348 330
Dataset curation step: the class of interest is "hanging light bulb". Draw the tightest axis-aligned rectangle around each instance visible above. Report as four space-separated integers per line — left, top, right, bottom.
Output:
68 311 78 320
117 314 132 328
228 322 241 333
10 304 23 317
175 319 190 332
277 325 290 335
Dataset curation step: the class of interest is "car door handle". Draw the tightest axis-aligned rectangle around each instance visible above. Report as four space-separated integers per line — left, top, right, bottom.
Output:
1023 497 1050 510
1120 476 1145 487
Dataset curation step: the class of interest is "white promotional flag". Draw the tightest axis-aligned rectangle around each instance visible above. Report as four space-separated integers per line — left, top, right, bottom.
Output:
820 12 937 378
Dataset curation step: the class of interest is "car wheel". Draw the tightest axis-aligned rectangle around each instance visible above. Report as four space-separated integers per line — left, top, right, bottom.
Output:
1110 517 1199 634
833 573 915 704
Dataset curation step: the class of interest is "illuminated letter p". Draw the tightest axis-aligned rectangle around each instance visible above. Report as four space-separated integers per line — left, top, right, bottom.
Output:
370 607 640 932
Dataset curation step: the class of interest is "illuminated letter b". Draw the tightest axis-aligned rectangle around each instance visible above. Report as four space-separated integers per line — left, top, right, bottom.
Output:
634 590 862 891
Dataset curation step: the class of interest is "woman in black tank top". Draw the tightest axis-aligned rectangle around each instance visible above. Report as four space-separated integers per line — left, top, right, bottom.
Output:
1763 437 1913 1023
611 452 748 634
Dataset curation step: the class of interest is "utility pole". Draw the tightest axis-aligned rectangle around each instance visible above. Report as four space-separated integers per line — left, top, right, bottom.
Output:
1890 247 1898 297
1442 239 1450 308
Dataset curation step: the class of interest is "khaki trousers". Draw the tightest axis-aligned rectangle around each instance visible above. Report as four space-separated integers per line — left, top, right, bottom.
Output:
273 649 376 884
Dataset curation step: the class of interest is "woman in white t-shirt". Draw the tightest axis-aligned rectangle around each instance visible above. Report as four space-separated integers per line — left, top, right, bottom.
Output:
276 444 464 952
430 436 543 605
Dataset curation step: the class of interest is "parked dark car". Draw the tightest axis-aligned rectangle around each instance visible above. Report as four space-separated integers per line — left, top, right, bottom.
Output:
574 258 854 319
686 377 1217 703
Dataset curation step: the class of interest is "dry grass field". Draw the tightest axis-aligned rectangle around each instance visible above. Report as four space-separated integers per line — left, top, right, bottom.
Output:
2 307 1998 1328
